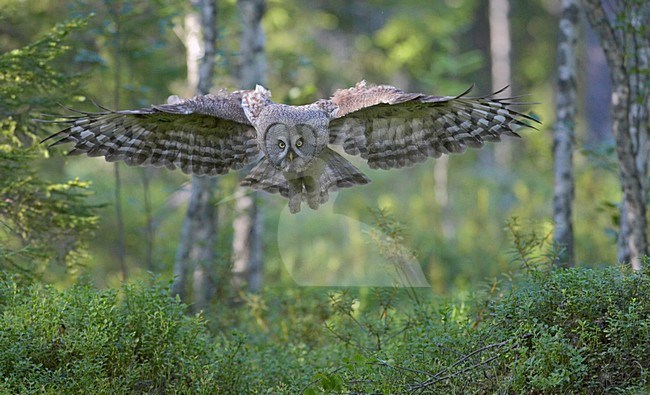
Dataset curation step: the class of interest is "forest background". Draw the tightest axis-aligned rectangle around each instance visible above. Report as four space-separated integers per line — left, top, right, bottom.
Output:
1 0 622 290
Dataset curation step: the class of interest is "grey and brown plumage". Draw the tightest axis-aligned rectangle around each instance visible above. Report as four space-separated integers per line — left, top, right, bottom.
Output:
42 81 538 213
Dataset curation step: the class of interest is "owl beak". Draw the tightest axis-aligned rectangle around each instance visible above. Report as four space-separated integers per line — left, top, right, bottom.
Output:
288 150 294 162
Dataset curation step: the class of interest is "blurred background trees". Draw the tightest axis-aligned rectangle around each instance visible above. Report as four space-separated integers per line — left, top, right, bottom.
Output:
582 0 649 270
552 0 579 266
231 0 266 294
1 0 640 295
170 0 219 311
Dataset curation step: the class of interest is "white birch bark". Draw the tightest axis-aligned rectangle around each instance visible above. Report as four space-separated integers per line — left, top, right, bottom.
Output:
582 0 649 270
172 0 219 305
553 0 579 266
231 0 266 293
489 0 513 167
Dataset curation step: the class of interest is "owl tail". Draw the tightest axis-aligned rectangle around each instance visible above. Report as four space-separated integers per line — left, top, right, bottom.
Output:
241 148 370 213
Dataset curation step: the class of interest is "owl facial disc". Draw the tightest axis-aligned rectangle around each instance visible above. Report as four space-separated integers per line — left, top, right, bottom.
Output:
264 122 319 173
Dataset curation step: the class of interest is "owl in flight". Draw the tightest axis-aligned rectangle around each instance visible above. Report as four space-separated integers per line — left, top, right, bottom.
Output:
43 81 536 213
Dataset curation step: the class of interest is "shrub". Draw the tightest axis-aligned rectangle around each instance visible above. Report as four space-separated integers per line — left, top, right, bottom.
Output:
1 264 648 393
485 266 650 393
326 266 649 394
0 276 221 394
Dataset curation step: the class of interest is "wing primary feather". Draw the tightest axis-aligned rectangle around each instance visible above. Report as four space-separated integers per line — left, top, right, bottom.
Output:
452 84 475 99
327 83 540 170
40 92 259 176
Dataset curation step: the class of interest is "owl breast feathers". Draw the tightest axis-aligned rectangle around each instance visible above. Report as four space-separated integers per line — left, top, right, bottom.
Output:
42 81 538 213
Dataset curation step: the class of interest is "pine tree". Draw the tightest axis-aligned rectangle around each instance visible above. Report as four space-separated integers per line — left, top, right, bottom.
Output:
1 20 99 281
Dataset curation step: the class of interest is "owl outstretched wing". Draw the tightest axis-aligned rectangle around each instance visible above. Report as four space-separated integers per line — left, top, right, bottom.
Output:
41 90 258 176
326 81 539 169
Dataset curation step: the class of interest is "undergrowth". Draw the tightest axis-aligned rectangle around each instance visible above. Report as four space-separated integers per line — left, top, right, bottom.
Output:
0 277 219 394
1 218 648 394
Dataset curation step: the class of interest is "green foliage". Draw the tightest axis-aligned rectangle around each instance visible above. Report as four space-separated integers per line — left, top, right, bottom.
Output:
0 20 99 280
505 217 563 269
65 0 186 107
262 0 481 104
203 287 341 394
372 0 482 91
0 19 85 116
210 217 648 393
0 276 220 394
0 146 98 277
484 265 650 393
194 217 648 393
1 262 647 393
295 268 649 393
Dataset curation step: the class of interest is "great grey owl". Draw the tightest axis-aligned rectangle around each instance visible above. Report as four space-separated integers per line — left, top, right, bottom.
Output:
43 81 537 213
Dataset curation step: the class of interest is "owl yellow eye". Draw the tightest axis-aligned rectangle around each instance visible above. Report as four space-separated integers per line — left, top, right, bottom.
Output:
295 138 303 148
278 141 286 149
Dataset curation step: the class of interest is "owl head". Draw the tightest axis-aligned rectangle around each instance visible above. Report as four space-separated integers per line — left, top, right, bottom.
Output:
247 99 330 173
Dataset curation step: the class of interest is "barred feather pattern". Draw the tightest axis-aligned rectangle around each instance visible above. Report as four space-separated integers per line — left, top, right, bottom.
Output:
43 96 258 176
241 148 369 213
316 149 370 190
328 84 538 170
241 157 290 197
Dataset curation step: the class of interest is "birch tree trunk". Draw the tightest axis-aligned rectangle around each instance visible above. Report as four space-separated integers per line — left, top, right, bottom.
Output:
171 0 219 306
489 0 513 167
581 0 649 270
107 2 127 281
585 26 612 145
231 0 266 293
553 0 579 266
